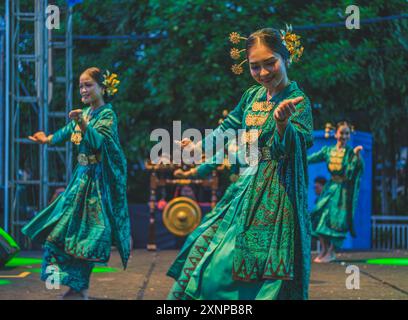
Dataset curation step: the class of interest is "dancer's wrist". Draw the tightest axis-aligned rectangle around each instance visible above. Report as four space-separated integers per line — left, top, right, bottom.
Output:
46 135 53 144
190 168 198 177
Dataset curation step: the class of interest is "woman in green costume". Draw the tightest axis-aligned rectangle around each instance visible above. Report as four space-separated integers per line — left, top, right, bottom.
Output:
308 121 364 263
167 27 313 300
23 67 130 299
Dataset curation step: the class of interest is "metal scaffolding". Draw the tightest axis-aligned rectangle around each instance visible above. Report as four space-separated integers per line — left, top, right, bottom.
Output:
3 0 73 246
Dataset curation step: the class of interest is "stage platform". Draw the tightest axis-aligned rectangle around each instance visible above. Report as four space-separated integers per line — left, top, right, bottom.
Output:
0 249 407 300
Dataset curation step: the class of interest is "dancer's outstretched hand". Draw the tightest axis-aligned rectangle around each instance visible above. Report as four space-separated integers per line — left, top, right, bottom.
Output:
28 131 49 144
354 145 363 157
273 96 304 124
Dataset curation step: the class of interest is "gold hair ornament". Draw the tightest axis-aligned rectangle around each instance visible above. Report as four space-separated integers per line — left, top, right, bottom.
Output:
102 70 120 96
279 24 304 64
229 32 248 75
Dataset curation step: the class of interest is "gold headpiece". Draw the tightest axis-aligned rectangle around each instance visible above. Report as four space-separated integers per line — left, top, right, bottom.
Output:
229 26 304 75
324 123 336 139
280 24 304 64
229 32 248 75
102 70 120 96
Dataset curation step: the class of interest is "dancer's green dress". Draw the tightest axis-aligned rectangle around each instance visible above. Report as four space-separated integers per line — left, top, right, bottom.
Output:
308 145 364 248
167 81 313 300
22 103 130 291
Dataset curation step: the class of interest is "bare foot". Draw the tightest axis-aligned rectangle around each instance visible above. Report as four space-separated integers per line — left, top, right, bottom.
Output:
314 248 327 262
318 252 336 263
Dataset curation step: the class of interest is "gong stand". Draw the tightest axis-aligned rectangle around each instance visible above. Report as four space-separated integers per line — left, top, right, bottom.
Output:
145 161 223 251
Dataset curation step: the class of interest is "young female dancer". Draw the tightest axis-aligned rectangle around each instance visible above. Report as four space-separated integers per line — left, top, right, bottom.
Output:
167 27 313 300
23 67 130 299
309 121 364 263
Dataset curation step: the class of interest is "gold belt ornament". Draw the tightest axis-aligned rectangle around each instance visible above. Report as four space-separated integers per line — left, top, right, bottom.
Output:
331 175 346 183
77 153 101 166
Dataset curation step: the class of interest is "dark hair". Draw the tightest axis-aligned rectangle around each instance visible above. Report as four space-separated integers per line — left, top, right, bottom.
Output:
314 176 327 185
246 28 290 63
80 67 112 102
336 121 351 131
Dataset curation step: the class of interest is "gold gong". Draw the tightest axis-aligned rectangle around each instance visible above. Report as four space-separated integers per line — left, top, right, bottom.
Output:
162 197 202 237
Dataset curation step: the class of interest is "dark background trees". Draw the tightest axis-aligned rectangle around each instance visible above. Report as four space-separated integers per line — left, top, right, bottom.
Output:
3 0 408 213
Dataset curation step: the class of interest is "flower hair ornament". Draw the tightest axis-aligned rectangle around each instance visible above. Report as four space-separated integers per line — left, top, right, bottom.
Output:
102 70 120 96
325 122 355 139
279 24 304 64
229 25 304 75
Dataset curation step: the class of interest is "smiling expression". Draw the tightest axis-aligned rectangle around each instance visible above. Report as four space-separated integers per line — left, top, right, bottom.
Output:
248 42 288 92
79 73 105 105
336 125 351 146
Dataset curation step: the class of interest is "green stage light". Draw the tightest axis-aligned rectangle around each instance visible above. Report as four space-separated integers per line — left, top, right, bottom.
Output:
29 267 118 273
366 258 408 266
5 257 42 268
0 280 11 286
5 256 118 273
92 267 118 273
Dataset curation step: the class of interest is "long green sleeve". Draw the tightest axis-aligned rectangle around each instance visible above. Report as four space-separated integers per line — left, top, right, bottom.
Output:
307 146 328 164
196 149 223 178
270 94 313 158
50 121 75 145
200 86 258 155
196 138 243 178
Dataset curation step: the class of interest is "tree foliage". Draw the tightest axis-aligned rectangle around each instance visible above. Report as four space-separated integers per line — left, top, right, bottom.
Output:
4 0 408 209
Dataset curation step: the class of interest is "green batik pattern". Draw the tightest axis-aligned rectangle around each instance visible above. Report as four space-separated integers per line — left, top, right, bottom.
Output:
22 104 130 291
233 83 312 285
167 82 313 300
41 242 94 292
167 219 221 300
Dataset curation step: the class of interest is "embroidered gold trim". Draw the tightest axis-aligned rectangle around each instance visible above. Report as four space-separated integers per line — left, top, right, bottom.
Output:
252 101 275 112
328 164 342 171
242 130 262 144
328 148 345 171
71 126 82 145
245 113 268 127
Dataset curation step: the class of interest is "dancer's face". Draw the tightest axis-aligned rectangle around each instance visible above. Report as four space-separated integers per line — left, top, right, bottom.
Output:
335 125 351 146
79 73 104 105
248 42 288 92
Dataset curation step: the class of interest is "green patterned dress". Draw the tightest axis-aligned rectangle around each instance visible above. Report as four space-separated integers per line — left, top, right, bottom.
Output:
308 145 364 248
167 81 313 300
22 104 130 292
